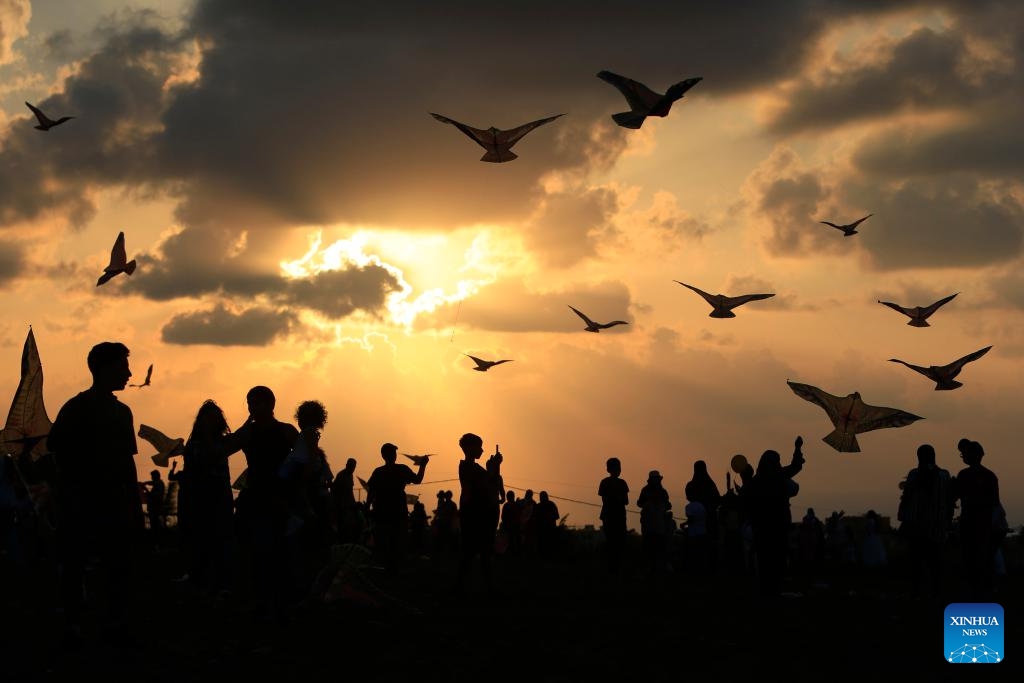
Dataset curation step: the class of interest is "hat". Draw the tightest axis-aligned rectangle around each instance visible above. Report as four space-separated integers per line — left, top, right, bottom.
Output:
648 470 662 481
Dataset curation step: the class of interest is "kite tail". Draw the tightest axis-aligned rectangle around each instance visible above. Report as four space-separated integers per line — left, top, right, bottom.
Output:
907 319 930 328
124 259 137 276
822 430 860 453
612 111 646 129
480 149 516 163
935 380 963 391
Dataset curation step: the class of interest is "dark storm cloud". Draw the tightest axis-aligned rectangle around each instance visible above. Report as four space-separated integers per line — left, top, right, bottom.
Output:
749 144 1024 269
4 0 917 234
416 278 633 333
0 12 184 227
0 240 26 285
852 177 1024 270
765 26 1000 135
852 106 1024 179
161 303 297 346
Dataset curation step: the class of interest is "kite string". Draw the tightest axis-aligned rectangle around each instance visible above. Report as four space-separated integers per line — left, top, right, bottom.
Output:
449 299 462 342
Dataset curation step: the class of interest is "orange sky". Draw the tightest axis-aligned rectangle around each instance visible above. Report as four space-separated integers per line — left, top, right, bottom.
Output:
1 1 1021 528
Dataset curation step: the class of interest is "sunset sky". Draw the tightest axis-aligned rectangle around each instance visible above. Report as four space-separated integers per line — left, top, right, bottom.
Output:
1 0 1021 528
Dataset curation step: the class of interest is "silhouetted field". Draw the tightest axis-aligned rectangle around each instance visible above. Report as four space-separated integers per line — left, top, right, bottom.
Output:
2 529 1020 681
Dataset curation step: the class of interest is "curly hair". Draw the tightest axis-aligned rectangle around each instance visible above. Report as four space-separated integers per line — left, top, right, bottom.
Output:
295 400 328 431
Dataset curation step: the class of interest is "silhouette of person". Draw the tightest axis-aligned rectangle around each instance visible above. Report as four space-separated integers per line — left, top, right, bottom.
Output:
684 481 708 575
432 489 455 556
860 509 887 568
366 442 426 570
409 501 429 557
598 457 629 575
500 490 521 556
685 460 721 571
519 489 537 555
638 470 672 580
953 439 1002 600
142 469 167 539
233 385 298 621
455 433 502 593
331 458 358 544
47 342 142 644
535 491 560 559
746 436 804 597
279 400 333 597
797 507 825 585
897 444 953 599
177 400 244 594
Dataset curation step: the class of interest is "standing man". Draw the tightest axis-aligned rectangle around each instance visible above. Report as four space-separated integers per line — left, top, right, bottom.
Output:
366 443 427 570
332 458 358 543
234 385 298 618
48 342 141 645
455 433 502 593
598 457 629 576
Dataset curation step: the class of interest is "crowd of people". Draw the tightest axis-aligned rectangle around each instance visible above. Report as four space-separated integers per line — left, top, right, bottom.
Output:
0 341 1013 651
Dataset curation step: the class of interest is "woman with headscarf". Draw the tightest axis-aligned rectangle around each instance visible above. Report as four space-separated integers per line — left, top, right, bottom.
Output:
746 436 804 597
638 470 672 580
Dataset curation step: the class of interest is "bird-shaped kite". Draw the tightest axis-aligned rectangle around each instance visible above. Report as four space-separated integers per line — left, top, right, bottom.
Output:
96 232 137 286
819 214 872 236
888 345 992 390
568 305 629 332
877 293 958 327
25 102 74 131
138 424 184 467
430 112 563 162
402 453 434 466
596 71 702 129
673 282 775 318
787 380 923 452
130 364 153 388
465 354 513 372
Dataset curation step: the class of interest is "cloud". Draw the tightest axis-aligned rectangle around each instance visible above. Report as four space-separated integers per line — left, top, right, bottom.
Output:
724 274 812 311
0 240 26 286
523 186 619 268
852 106 1024 180
2 0 919 236
160 303 297 346
123 226 404 320
0 12 186 228
852 176 1024 270
744 147 844 258
766 26 997 135
416 278 634 333
0 0 30 65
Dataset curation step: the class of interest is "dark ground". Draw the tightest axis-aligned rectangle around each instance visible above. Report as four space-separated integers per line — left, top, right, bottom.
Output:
1 530 1020 682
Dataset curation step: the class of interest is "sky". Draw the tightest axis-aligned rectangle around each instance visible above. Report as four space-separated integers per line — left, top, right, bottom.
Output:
1 0 1022 528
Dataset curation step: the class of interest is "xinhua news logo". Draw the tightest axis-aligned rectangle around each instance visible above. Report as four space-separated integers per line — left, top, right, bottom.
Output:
945 603 1003 663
